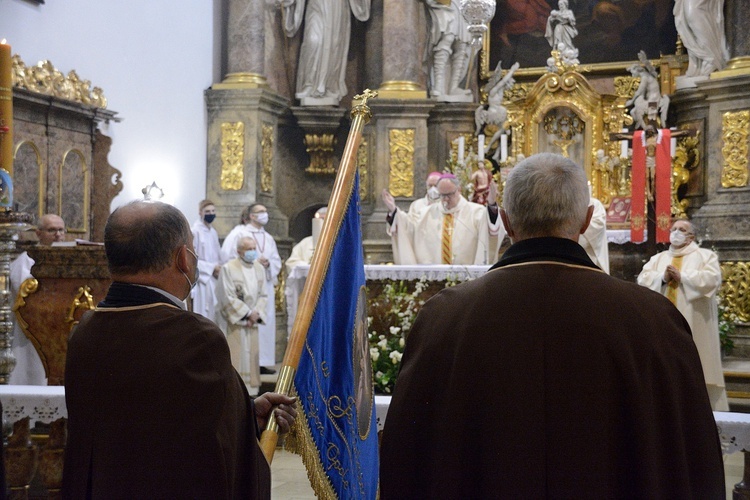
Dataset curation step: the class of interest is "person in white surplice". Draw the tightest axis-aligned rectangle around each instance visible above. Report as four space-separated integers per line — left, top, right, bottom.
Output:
217 237 268 396
382 174 505 265
221 204 281 374
280 0 371 106
10 213 66 385
190 200 221 321
578 196 609 274
637 219 728 411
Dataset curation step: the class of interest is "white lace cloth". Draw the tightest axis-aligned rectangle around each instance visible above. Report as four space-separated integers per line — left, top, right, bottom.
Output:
607 229 648 245
715 411 750 455
0 385 67 424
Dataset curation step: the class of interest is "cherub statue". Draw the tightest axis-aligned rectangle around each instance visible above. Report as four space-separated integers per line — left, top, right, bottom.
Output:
626 51 669 131
475 61 520 137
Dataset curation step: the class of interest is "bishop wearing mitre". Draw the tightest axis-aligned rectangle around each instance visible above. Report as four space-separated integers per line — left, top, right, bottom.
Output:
382 174 505 265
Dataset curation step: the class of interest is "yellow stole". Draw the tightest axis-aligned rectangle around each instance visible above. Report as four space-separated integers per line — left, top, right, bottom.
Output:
441 213 454 264
666 255 683 305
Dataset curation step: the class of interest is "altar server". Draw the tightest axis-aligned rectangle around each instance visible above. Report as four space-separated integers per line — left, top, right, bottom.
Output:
190 199 221 320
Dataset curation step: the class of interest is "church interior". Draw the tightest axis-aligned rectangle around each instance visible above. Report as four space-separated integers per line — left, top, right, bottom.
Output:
3 0 750 496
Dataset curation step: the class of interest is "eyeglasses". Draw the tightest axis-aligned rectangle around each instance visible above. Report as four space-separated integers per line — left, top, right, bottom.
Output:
670 227 693 235
439 191 457 199
44 228 66 234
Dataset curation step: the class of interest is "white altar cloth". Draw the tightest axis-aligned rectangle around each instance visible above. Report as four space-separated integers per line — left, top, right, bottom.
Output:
715 411 750 454
286 265 491 335
0 385 66 423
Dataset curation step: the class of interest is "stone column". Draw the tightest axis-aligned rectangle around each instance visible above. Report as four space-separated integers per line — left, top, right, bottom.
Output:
711 0 750 79
378 0 426 99
217 0 269 88
362 99 435 263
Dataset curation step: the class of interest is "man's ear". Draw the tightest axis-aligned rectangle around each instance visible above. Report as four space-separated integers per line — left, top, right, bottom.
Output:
500 209 515 241
176 245 191 273
580 205 594 235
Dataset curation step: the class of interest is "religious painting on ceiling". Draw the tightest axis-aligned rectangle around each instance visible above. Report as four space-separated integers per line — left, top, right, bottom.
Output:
488 0 677 71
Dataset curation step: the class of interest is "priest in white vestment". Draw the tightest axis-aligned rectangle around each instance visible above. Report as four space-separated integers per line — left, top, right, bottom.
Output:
383 174 505 265
217 237 268 395
637 219 728 411
404 171 443 219
578 196 609 274
190 200 221 321
9 214 66 385
221 204 281 372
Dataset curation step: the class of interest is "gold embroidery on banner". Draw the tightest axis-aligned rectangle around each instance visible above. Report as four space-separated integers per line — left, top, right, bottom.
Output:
357 137 369 202
261 123 273 193
721 262 750 323
388 129 415 197
220 122 244 191
721 110 750 188
12 56 108 108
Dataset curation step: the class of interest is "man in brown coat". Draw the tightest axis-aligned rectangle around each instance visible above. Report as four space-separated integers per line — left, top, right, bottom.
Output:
380 153 724 498
63 200 296 499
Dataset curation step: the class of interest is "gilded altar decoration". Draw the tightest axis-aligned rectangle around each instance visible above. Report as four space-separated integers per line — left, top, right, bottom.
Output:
672 132 701 219
721 262 750 323
261 123 273 193
12 56 107 108
613 76 640 99
357 137 369 202
721 110 750 188
388 129 415 197
303 133 336 175
64 286 95 331
220 122 244 191
543 108 584 158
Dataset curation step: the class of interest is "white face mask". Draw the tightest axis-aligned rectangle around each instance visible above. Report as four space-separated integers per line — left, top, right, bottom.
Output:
669 230 687 247
427 186 440 201
254 212 269 225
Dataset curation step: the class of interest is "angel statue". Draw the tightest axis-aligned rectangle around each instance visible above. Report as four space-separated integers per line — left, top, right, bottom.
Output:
626 51 669 131
474 61 520 148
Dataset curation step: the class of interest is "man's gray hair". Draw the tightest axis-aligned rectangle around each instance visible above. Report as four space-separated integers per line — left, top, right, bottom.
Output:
104 200 192 275
503 153 589 238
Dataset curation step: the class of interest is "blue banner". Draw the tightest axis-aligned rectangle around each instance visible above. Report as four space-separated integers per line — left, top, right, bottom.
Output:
292 174 379 498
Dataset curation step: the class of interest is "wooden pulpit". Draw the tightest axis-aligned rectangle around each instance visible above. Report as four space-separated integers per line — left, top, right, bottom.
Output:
13 246 111 385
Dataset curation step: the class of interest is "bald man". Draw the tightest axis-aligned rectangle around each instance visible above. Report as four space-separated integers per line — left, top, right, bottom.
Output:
9 213 66 385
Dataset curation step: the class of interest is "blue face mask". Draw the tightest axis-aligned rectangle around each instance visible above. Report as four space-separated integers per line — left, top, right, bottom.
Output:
242 250 258 263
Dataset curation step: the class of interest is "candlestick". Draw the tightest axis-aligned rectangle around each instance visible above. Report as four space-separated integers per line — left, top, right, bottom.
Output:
670 127 677 158
478 134 485 159
620 128 628 159
500 133 508 162
458 136 465 164
0 40 13 177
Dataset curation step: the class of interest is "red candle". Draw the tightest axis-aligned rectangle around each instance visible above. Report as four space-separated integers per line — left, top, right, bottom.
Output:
0 39 13 176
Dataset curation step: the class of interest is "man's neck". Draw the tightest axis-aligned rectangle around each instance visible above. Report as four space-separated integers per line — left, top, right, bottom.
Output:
249 222 262 230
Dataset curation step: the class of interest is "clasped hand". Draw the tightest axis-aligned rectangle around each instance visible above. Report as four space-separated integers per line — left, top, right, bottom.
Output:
254 393 298 434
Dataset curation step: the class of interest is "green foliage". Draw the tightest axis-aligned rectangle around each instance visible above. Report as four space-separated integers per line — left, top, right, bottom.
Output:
718 298 736 355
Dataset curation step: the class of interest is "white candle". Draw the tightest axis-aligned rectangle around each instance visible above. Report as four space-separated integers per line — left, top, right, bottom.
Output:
458 136 465 164
620 128 628 159
670 127 677 158
500 134 508 162
478 134 485 158
312 215 324 248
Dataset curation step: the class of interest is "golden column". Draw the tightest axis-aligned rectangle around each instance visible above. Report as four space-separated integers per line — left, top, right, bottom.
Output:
0 40 12 175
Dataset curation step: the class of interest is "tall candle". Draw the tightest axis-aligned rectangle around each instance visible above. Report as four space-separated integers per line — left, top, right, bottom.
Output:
620 128 628 159
500 133 508 162
457 136 465 164
670 127 677 158
0 40 12 176
477 134 485 158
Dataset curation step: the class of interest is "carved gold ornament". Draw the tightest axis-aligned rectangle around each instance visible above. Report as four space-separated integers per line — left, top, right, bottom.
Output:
672 132 701 218
303 133 336 175
358 137 369 202
12 56 107 108
613 76 639 99
65 286 95 331
388 129 415 197
721 262 750 323
261 123 273 193
721 110 750 188
221 122 245 191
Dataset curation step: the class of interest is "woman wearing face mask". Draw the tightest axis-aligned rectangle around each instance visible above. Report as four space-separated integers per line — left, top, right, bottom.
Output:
637 219 728 411
220 204 282 374
217 237 268 396
190 200 222 321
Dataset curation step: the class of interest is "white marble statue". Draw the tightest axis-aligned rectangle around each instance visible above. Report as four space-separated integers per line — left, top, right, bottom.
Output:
545 0 577 54
626 51 669 130
674 0 729 78
475 61 519 145
424 0 473 102
280 0 371 106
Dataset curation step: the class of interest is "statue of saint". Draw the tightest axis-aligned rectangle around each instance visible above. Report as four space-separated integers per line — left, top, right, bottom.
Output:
626 51 669 131
424 0 472 102
471 160 492 206
545 0 577 54
280 0 371 106
674 0 728 77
